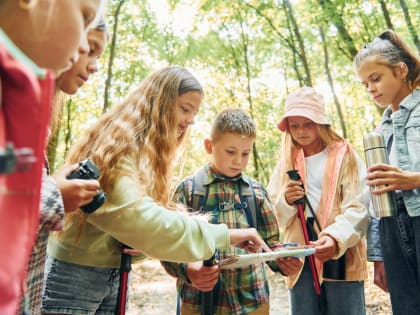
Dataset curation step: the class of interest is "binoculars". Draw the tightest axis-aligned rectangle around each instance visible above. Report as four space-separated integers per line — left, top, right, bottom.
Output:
67 158 106 214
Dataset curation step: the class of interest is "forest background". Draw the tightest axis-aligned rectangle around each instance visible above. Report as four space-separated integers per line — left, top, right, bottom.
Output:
47 2 418 313
48 0 420 187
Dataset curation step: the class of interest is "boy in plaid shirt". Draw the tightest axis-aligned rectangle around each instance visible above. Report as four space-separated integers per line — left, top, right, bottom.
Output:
162 108 302 315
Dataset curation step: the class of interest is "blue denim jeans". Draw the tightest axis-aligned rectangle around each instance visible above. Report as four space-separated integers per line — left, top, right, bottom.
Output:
41 257 123 315
380 196 420 315
289 260 365 315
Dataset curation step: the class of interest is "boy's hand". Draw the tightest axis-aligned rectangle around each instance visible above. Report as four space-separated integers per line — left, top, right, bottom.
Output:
52 164 101 213
229 228 271 253
186 261 219 292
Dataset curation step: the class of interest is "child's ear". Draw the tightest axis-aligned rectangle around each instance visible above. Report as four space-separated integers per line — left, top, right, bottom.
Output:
398 62 408 79
204 138 212 154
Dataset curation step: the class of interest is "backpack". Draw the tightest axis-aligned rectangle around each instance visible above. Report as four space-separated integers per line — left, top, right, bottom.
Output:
175 168 264 315
188 167 263 228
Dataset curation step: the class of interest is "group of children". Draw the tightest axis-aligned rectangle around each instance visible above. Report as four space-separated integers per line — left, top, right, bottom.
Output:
1 1 420 315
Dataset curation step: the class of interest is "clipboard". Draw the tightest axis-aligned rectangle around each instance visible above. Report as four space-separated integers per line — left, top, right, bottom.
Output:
218 246 315 269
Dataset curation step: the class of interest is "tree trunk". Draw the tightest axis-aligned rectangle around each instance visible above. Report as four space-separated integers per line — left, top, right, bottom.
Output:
318 0 358 60
63 98 73 160
236 11 263 179
103 0 126 112
398 0 420 53
319 27 347 139
245 2 307 86
379 0 394 30
283 0 312 87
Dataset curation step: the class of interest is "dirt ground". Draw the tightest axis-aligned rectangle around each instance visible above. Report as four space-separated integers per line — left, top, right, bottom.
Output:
127 259 391 315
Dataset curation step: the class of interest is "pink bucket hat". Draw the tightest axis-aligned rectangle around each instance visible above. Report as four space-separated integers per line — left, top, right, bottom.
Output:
277 86 330 131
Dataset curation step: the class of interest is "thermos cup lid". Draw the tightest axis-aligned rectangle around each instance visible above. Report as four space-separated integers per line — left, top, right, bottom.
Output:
363 131 385 151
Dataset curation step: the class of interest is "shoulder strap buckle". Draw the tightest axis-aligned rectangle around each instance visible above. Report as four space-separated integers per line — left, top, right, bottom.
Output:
233 201 248 210
219 202 233 211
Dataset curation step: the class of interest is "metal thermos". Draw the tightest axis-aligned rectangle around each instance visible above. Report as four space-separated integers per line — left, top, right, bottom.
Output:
363 132 396 217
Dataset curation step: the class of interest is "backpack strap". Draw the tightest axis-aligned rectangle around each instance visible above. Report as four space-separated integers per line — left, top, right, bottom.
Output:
236 175 260 228
190 167 212 213
191 168 260 228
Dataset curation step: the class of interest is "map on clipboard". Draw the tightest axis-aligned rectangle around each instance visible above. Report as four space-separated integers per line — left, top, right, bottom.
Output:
218 246 315 269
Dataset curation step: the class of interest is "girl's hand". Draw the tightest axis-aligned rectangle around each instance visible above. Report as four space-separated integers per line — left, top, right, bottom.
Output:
367 163 420 193
310 235 337 262
186 261 220 292
284 180 305 205
121 247 141 256
373 261 389 292
52 164 101 213
229 228 271 253
276 257 303 276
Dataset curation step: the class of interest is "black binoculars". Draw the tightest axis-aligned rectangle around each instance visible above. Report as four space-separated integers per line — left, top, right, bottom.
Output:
67 158 106 214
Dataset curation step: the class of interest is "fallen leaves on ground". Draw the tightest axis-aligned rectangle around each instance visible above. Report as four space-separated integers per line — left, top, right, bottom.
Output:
127 260 391 315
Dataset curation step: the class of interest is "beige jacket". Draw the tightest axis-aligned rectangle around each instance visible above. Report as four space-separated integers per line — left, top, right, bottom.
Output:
267 141 368 288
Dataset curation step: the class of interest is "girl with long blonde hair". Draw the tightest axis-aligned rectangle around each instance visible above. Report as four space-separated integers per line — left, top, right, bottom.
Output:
267 87 368 315
42 65 270 314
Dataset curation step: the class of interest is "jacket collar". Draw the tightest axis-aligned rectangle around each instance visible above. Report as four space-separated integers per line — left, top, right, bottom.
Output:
381 88 420 121
202 163 251 187
0 28 46 79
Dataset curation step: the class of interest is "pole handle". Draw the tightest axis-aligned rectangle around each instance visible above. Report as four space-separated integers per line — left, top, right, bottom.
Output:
286 170 305 204
287 170 321 295
115 245 132 315
201 254 217 315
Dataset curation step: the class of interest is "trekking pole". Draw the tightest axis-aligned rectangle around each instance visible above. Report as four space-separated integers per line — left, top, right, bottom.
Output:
200 254 217 315
287 170 321 295
115 245 132 315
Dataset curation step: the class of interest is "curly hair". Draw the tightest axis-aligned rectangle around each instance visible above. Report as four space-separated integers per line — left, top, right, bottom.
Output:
66 65 203 207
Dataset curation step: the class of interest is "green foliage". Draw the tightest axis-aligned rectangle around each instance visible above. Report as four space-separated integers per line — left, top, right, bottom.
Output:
55 0 418 183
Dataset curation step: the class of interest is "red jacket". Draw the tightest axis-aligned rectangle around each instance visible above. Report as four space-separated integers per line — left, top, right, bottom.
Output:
0 33 54 315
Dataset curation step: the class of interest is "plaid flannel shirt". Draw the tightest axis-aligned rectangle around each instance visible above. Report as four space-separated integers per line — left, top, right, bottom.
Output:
19 165 64 315
162 164 281 314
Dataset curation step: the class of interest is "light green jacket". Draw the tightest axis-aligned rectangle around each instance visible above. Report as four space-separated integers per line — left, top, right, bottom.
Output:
47 162 230 268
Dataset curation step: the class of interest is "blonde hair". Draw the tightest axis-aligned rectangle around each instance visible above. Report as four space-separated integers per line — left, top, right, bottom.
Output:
354 30 420 90
279 124 360 195
66 65 203 207
211 108 256 141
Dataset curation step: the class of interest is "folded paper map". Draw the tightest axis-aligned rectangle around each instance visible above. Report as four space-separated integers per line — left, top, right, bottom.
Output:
218 246 316 269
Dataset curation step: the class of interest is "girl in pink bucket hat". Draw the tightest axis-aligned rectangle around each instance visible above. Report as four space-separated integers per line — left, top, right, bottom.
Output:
267 86 369 315
277 87 330 131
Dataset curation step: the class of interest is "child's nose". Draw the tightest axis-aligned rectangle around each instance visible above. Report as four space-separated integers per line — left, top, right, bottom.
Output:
79 35 89 56
87 60 98 74
367 83 376 93
187 115 195 125
233 155 242 164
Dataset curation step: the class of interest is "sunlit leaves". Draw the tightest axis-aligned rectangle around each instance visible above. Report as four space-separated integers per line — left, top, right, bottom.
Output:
55 0 418 183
